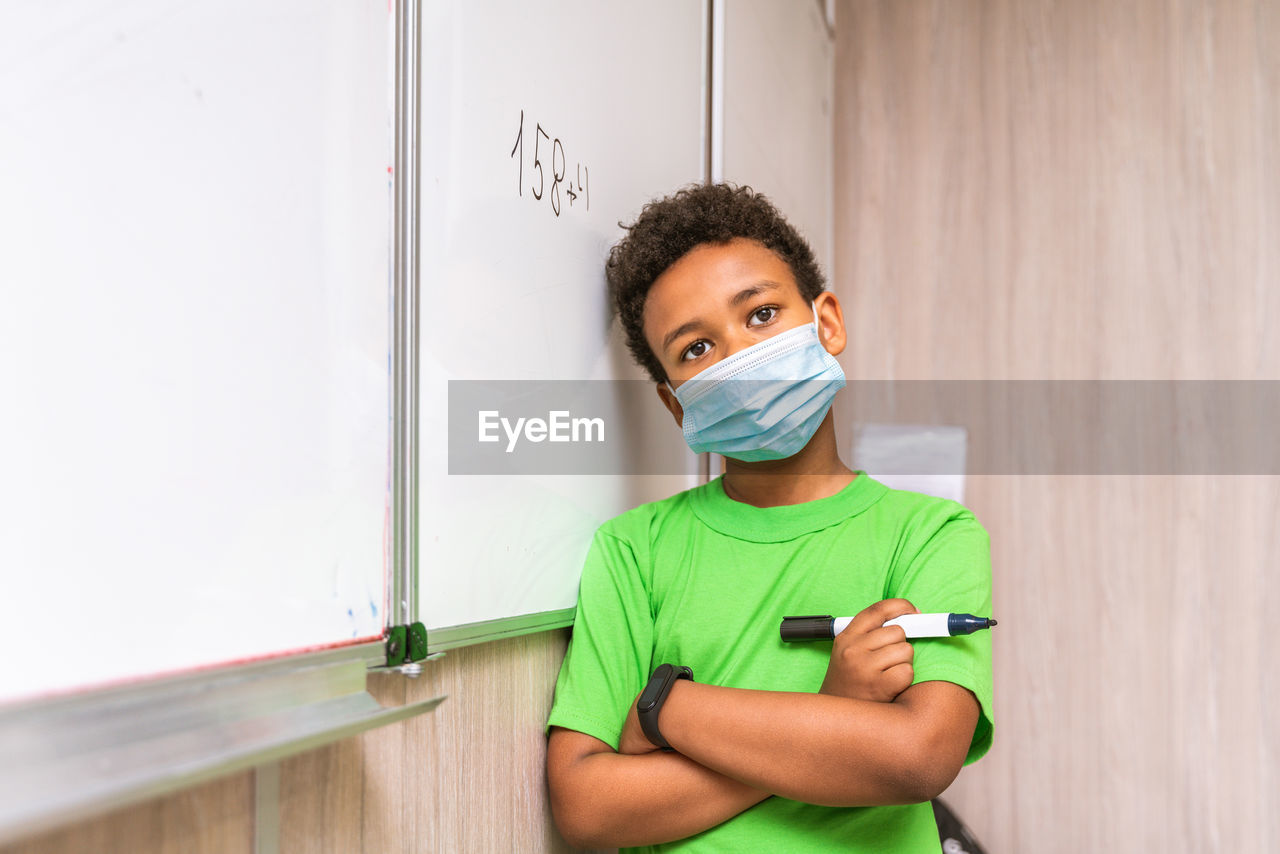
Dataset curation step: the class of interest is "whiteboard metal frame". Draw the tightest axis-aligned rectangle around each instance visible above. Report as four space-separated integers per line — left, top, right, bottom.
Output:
392 0 423 636
709 0 726 186
426 609 577 653
701 0 725 485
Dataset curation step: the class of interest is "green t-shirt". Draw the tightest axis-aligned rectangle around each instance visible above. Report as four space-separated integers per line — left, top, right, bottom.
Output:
547 473 994 853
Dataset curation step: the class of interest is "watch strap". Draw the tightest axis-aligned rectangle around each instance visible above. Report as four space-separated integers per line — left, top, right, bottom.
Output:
637 663 693 751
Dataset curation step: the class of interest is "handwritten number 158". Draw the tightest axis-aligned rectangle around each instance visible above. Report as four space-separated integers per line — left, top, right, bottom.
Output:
509 110 587 216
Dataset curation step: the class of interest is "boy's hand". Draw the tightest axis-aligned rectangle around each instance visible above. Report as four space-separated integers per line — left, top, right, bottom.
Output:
618 691 663 755
819 598 918 702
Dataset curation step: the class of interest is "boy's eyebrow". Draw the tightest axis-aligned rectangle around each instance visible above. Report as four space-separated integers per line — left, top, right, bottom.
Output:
661 318 706 355
660 281 786 354
729 281 784 306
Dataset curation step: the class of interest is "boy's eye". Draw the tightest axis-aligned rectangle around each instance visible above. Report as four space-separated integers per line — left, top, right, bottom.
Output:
681 340 710 361
749 306 778 326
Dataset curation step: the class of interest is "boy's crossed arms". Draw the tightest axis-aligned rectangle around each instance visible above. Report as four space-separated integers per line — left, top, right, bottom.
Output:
548 598 980 849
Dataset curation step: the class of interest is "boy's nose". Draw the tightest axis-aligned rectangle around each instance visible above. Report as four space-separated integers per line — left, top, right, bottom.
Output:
718 327 759 360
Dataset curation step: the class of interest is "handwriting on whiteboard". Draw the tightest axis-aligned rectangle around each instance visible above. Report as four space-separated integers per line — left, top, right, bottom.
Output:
509 110 590 216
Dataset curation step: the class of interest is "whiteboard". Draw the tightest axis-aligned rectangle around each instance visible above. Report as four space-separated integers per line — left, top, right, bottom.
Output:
0 1 392 704
418 0 706 642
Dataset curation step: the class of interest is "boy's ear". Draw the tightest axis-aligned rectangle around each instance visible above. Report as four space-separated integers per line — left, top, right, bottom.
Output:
814 292 847 357
655 382 684 429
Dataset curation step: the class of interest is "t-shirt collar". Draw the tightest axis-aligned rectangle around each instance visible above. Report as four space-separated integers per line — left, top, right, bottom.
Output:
688 471 887 542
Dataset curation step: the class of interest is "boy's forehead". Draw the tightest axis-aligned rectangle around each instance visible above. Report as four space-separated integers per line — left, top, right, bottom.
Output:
641 238 800 332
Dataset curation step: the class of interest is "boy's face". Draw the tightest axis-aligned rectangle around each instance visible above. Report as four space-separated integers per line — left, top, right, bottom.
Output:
642 237 845 423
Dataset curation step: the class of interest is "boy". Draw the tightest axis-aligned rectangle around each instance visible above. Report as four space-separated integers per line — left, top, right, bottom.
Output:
546 184 993 852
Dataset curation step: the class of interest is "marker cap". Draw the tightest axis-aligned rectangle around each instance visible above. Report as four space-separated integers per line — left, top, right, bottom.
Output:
779 615 835 642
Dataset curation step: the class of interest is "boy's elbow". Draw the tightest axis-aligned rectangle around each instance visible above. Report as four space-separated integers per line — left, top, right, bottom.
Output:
829 725 966 806
551 786 630 850
844 753 960 806
550 804 601 851
892 752 963 804
547 729 617 849
871 681 978 804
829 756 958 807
888 723 968 803
549 772 605 848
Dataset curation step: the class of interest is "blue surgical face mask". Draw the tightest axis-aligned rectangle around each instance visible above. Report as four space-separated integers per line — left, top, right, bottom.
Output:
668 304 846 462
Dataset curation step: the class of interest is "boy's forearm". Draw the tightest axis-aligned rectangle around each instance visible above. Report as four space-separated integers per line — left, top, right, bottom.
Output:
549 739 769 849
654 680 970 807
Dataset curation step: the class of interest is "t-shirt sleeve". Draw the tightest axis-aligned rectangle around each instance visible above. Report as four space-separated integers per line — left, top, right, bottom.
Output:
891 506 995 765
546 525 655 751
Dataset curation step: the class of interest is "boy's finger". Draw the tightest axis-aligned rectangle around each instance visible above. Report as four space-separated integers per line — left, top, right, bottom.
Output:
883 661 915 692
848 598 918 634
863 625 910 650
872 641 914 672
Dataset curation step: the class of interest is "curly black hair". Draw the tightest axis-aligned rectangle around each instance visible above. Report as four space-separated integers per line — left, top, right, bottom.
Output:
606 183 825 383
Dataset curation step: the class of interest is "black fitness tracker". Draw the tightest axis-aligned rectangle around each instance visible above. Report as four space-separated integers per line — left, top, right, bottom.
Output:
637 663 694 751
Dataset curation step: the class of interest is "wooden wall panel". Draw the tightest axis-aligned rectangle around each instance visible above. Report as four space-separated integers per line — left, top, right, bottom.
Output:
834 1 1279 851
835 0 1279 384
0 773 253 854
277 629 585 854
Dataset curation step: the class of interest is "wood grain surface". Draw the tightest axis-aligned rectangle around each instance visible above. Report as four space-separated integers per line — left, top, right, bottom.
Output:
277 629 585 854
0 773 253 854
833 1 1279 850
